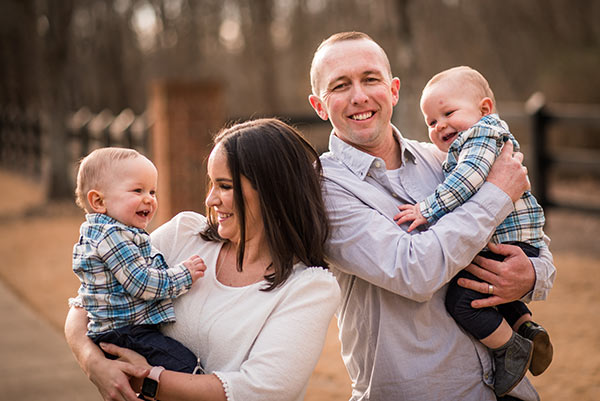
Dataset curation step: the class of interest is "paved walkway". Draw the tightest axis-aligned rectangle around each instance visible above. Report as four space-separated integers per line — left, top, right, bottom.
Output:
0 280 101 401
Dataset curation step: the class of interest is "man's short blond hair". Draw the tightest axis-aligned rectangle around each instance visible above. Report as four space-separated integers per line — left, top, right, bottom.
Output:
74 147 142 212
423 66 497 112
309 31 392 95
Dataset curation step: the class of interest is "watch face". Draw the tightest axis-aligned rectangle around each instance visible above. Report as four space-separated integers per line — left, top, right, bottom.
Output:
141 378 158 398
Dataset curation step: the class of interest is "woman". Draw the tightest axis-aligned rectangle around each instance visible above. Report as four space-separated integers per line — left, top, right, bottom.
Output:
64 118 341 401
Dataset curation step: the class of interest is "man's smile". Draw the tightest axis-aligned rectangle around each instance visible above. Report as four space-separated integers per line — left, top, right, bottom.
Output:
350 111 374 121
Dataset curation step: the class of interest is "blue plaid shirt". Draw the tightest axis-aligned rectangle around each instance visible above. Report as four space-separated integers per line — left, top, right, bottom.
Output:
419 114 545 248
72 213 193 337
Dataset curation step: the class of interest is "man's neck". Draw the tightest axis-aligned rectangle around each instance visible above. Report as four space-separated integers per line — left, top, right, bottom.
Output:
352 128 402 170
377 131 402 170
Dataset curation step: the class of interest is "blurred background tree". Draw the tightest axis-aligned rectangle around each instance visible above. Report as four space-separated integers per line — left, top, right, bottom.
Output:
1 0 599 198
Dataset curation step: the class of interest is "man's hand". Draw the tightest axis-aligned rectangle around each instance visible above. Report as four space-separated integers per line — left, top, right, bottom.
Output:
457 242 535 308
486 140 530 202
394 204 427 232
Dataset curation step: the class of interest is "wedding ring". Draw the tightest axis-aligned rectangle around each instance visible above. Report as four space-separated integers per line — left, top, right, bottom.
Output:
488 284 494 295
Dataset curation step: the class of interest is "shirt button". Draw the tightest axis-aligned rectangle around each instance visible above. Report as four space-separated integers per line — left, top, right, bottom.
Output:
374 161 381 168
484 374 489 380
392 193 398 198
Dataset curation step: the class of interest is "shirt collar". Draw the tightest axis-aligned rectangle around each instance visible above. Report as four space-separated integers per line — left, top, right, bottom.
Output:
327 125 417 179
86 213 146 233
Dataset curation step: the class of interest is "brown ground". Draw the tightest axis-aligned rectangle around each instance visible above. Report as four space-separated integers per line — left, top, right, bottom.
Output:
0 169 599 400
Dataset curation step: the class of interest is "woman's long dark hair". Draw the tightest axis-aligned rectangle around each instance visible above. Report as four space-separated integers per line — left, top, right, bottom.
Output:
201 118 329 291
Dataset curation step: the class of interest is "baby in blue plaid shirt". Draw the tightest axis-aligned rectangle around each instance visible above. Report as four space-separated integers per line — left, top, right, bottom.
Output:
70 147 205 374
395 66 553 396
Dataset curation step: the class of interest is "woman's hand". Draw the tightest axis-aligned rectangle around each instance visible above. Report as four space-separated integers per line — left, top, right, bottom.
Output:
99 342 151 395
64 306 148 401
87 352 148 401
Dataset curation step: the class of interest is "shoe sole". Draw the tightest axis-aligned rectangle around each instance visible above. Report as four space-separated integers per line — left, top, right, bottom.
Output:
530 330 553 376
496 342 534 397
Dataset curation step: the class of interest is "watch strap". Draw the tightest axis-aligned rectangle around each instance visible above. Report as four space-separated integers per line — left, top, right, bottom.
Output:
141 366 165 400
148 366 165 381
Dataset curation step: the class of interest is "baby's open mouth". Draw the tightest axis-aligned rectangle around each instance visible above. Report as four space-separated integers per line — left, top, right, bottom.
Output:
443 132 457 142
137 211 150 217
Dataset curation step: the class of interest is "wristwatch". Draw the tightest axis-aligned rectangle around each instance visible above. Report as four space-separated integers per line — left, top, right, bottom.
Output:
141 366 165 401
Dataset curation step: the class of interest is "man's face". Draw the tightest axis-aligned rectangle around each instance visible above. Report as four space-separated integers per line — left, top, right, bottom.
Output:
309 39 400 153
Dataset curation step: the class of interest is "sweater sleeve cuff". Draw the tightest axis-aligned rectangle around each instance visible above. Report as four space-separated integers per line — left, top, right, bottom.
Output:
213 372 233 401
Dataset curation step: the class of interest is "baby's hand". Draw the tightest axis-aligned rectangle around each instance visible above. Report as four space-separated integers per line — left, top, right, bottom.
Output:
394 204 427 232
183 255 207 283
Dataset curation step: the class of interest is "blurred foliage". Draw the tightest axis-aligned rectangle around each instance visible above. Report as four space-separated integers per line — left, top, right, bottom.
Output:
2 0 599 122
1 0 599 198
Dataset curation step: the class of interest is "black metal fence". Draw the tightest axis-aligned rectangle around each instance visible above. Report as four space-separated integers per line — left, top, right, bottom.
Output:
0 106 151 189
0 107 43 177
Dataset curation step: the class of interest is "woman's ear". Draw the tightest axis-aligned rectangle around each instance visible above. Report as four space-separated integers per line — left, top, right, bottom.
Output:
480 97 494 116
87 190 106 213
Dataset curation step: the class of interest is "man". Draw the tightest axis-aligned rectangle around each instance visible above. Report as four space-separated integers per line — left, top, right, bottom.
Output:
308 31 555 401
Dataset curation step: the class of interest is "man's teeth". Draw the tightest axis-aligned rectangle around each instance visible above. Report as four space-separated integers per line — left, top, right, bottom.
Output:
351 112 373 121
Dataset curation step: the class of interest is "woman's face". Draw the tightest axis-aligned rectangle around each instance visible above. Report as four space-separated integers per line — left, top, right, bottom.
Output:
205 143 263 245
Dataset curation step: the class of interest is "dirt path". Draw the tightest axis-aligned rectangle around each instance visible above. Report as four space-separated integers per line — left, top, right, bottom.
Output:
1 169 599 400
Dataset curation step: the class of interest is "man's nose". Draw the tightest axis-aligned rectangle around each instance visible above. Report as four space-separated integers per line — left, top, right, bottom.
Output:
350 85 368 104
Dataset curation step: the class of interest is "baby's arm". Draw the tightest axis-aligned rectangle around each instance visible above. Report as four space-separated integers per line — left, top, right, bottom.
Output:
98 227 195 300
182 254 207 283
419 133 499 224
394 203 427 232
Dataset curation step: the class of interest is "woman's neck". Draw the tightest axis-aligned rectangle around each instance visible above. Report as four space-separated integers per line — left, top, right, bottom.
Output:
217 236 273 287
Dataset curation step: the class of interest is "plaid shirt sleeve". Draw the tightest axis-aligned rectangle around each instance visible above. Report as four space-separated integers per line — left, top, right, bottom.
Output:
96 226 193 301
419 125 502 224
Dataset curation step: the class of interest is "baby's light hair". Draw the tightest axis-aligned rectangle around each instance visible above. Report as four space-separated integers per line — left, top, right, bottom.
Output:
423 66 497 112
74 147 142 212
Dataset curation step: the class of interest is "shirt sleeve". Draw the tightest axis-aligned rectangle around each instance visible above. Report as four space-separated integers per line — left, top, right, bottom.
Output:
96 226 192 300
420 130 499 223
213 268 341 401
325 178 514 303
522 236 556 302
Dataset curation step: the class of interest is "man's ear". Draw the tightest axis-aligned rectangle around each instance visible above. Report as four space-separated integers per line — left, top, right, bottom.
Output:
391 77 401 106
87 190 106 213
479 97 493 116
308 95 329 121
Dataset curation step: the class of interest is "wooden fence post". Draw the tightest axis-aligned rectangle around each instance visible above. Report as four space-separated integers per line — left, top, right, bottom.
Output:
149 81 225 226
525 92 550 209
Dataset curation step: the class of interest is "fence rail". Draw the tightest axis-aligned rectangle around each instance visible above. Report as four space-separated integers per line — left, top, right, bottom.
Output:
67 107 151 160
525 93 600 214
